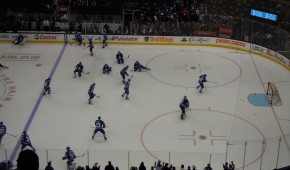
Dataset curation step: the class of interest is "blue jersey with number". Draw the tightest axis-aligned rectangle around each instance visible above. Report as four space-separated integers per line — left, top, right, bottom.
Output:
95 119 105 129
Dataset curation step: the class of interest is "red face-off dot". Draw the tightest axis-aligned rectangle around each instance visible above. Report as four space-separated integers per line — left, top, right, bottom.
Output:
199 135 207 140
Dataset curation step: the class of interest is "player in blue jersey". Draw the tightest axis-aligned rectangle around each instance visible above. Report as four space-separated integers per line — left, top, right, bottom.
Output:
73 32 83 46
0 63 8 69
102 31 108 48
120 66 130 84
43 77 51 95
88 83 96 104
196 74 207 93
0 122 6 145
116 51 124 64
121 78 131 100
62 146 76 170
13 34 24 45
88 37 94 56
21 131 36 151
134 61 150 72
92 116 107 140
74 62 84 78
179 96 189 120
102 64 112 74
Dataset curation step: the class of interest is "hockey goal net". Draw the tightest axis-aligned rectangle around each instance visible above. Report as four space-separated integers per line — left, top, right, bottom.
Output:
266 82 282 106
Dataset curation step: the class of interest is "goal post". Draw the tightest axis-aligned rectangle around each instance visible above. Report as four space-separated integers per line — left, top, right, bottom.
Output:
266 82 282 106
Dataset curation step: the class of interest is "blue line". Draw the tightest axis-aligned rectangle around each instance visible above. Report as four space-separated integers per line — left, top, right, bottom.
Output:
9 43 67 162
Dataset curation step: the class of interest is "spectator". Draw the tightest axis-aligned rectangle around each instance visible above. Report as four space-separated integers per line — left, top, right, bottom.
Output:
192 165 197 170
203 163 212 170
92 163 100 170
162 163 170 170
105 161 115 170
45 161 54 170
16 150 39 170
180 164 185 170
139 162 146 170
155 160 163 170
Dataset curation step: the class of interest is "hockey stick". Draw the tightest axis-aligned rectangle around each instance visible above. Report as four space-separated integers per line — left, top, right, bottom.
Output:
82 71 90 74
124 55 129 59
6 133 18 137
207 81 218 84
94 94 100 98
76 153 85 158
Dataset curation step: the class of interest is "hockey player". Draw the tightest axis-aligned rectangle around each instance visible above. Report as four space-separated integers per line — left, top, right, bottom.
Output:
73 32 83 46
43 77 51 95
196 74 207 93
62 146 76 170
120 65 130 84
0 122 6 145
0 63 8 69
134 61 150 72
116 51 124 64
179 96 189 120
21 131 36 151
122 78 131 100
88 37 94 56
88 83 96 104
73 62 84 78
103 64 112 74
13 34 24 45
102 31 108 48
92 116 107 140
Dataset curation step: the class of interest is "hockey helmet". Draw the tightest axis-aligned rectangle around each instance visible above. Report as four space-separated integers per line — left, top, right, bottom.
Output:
66 146 70 150
128 78 131 81
92 83 96 86
0 122 3 125
98 116 101 120
204 74 207 77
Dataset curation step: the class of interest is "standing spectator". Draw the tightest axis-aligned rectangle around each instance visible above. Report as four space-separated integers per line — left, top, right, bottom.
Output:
92 163 100 170
203 163 212 170
16 150 39 170
45 161 54 170
162 163 170 170
180 165 185 170
139 162 146 170
228 161 235 170
192 165 197 170
155 160 163 170
105 161 115 170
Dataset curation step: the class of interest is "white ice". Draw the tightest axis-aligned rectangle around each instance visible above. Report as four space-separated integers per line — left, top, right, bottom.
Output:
0 43 289 170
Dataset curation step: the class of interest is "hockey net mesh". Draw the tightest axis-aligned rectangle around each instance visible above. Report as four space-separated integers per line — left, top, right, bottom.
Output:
266 82 282 106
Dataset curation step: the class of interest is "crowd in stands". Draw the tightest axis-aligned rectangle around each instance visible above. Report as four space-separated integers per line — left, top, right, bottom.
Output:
1 149 237 170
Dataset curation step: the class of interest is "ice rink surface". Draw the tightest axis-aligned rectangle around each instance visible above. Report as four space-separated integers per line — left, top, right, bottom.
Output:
0 43 290 170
